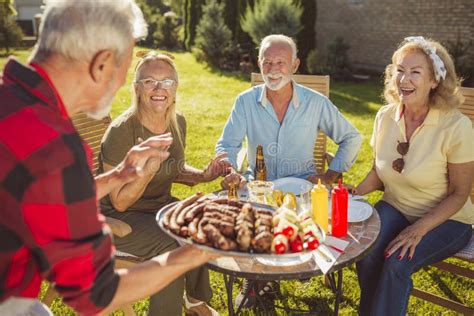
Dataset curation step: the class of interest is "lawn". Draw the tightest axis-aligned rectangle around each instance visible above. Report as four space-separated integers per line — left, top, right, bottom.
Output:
1 48 472 315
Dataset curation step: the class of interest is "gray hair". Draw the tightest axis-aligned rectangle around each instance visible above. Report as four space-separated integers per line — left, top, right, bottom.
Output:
32 0 147 64
258 34 298 62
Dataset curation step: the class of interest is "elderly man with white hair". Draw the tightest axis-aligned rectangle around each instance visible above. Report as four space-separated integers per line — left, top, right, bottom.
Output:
218 34 361 188
0 1 216 315
216 34 362 308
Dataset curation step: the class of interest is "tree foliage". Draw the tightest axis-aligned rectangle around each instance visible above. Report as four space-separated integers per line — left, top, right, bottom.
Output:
296 0 316 73
136 0 181 49
194 0 235 68
184 0 204 50
446 35 474 87
0 1 23 53
241 0 303 46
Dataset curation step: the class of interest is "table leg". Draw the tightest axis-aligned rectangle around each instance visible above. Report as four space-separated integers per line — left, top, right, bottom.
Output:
223 274 235 316
235 279 256 315
332 270 343 316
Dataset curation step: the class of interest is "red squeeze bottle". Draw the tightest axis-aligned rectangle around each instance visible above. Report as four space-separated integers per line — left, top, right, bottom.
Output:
331 179 348 237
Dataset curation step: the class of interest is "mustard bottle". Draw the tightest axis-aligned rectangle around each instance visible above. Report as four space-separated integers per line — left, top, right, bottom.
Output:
311 179 329 233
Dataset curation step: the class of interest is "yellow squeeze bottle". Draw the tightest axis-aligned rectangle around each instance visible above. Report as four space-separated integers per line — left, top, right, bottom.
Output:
311 179 329 233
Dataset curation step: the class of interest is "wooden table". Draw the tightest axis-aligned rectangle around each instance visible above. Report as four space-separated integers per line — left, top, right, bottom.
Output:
205 206 381 315
156 200 380 315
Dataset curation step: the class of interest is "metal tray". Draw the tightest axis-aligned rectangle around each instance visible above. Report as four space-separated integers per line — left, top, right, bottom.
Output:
155 200 319 260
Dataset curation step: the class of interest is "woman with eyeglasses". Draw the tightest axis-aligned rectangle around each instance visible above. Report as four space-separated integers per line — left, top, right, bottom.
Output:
98 51 227 316
353 37 473 315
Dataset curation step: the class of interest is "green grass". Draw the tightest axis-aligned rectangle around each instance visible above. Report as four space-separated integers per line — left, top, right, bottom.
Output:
2 48 472 315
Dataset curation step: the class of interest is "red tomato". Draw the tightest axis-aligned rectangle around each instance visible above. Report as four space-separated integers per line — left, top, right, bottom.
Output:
274 241 287 254
290 239 304 253
282 225 295 238
305 237 320 250
274 230 283 237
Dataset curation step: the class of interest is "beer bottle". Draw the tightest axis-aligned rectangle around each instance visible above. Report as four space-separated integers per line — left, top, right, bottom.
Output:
254 145 267 181
228 182 238 200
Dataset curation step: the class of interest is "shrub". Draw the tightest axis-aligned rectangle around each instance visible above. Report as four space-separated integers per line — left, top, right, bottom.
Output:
446 35 474 87
241 0 303 46
306 49 328 75
136 0 162 47
194 0 235 69
0 3 23 53
326 37 352 80
157 12 180 50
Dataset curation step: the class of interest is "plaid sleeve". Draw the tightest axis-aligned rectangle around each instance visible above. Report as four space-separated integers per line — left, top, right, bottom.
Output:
20 133 119 314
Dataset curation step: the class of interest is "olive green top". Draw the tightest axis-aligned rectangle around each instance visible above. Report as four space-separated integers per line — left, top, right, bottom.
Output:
99 108 186 214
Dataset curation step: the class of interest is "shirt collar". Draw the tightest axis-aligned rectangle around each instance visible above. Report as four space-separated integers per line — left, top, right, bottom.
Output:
258 79 300 109
3 58 68 119
30 62 69 119
392 102 439 125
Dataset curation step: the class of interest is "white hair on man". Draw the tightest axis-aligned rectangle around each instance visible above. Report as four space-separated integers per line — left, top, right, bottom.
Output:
258 34 298 62
32 0 147 65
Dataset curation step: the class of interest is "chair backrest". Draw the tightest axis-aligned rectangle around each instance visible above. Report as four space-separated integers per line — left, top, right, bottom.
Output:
250 73 331 174
459 87 474 202
70 113 111 174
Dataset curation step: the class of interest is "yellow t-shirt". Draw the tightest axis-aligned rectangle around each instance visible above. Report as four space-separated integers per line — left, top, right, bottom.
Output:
371 103 473 224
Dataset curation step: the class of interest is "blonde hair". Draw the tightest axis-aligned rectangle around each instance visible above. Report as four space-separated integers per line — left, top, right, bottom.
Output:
383 38 464 109
132 51 184 148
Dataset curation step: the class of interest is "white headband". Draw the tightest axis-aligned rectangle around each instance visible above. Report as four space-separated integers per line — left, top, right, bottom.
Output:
403 36 447 82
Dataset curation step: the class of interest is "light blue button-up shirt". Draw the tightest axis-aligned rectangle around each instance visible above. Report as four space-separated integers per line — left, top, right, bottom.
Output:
216 82 362 181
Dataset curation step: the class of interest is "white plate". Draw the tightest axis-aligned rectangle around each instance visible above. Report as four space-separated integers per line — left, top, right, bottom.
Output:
328 200 373 222
256 252 313 266
272 177 313 195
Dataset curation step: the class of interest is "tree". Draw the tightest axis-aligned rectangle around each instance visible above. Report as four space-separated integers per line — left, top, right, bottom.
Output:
182 0 189 47
194 0 234 68
158 12 180 50
241 0 302 46
296 0 316 73
136 0 162 47
0 0 23 54
184 0 204 50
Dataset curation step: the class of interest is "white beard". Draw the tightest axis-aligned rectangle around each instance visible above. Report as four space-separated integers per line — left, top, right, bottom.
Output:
86 101 112 120
263 73 292 91
86 78 115 120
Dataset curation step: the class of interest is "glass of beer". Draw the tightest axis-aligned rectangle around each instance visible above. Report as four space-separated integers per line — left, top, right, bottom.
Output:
248 180 276 206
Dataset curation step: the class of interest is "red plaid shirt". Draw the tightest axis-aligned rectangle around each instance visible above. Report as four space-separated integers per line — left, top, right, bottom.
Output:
0 58 119 314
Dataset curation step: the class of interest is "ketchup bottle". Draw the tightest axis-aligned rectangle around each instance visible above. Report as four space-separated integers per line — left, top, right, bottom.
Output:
331 179 348 237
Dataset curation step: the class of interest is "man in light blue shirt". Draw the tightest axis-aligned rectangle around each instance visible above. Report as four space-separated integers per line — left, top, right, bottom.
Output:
217 34 361 187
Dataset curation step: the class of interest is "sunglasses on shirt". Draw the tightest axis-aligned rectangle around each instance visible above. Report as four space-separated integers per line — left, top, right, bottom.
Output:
392 141 409 173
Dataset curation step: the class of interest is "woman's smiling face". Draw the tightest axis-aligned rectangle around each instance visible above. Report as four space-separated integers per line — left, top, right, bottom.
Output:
395 51 437 108
136 59 178 115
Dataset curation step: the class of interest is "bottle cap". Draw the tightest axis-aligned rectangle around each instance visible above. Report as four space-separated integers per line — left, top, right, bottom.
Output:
332 179 347 193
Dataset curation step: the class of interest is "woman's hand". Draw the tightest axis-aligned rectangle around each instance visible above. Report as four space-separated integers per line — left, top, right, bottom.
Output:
385 224 427 260
202 152 232 182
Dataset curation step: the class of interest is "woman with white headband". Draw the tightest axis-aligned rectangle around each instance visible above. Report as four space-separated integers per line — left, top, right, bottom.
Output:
353 37 473 315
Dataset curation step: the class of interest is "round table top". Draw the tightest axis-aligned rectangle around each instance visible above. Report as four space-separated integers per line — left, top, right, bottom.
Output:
156 197 381 281
206 205 380 280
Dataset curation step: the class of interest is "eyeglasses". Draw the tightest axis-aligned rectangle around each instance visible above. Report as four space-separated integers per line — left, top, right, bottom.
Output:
135 78 175 90
392 140 409 173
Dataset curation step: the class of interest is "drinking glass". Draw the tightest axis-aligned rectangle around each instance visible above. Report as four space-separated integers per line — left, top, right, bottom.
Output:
298 183 313 214
247 181 276 206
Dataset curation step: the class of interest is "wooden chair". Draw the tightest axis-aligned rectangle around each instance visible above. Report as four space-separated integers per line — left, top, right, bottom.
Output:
239 73 333 174
42 113 142 316
411 87 474 315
